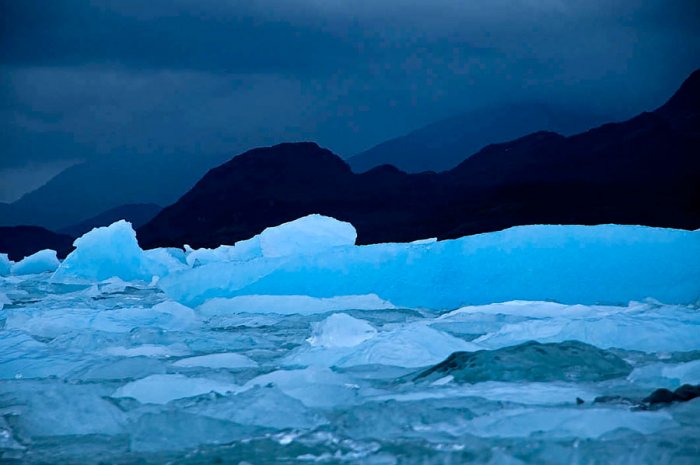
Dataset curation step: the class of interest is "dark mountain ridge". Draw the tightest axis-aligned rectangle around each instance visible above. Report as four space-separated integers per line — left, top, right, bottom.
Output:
347 103 609 173
138 70 700 249
58 203 162 238
0 151 228 231
0 226 73 261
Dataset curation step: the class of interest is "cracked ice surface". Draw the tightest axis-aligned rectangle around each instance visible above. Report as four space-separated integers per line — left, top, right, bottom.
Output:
0 216 699 464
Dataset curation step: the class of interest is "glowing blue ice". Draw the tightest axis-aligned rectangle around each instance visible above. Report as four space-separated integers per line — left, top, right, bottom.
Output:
160 224 700 308
11 249 59 275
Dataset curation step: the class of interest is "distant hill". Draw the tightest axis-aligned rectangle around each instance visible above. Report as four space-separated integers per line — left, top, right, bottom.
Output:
139 69 700 249
347 103 608 173
0 151 228 231
58 203 162 238
0 226 73 261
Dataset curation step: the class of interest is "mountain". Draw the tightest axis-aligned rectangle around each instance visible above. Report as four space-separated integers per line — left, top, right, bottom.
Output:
58 203 162 238
139 69 700 249
347 103 608 173
0 151 229 231
0 226 74 261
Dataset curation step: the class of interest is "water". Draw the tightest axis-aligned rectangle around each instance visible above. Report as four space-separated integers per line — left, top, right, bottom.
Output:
1 274 699 464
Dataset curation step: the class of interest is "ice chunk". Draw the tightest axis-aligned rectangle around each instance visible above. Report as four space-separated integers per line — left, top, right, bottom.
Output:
288 323 480 369
335 325 481 368
473 302 700 352
102 344 191 358
185 244 241 267
455 407 676 439
160 224 700 308
5 301 197 338
307 313 377 348
628 360 700 389
0 292 10 310
0 253 11 276
0 330 87 379
143 248 188 273
129 411 254 452
439 300 624 319
68 356 167 381
197 294 396 316
173 352 258 369
257 213 356 258
243 367 359 407
11 249 59 275
184 214 356 267
112 373 238 404
415 341 632 384
52 220 180 283
179 385 324 430
0 381 127 436
376 381 599 406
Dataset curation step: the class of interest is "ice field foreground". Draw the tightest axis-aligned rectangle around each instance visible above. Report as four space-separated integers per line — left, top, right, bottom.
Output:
1 216 700 464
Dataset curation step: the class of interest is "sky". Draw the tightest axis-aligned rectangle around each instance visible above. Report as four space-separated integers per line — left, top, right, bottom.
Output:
1 0 699 202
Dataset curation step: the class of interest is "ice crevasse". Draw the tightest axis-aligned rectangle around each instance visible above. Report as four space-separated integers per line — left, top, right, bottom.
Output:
44 215 700 309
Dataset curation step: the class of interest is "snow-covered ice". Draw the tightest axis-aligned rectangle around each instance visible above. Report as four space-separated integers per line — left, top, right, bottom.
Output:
0 216 699 464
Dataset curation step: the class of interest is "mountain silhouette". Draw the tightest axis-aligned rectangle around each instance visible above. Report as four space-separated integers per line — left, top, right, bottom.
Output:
139 70 699 249
58 203 162 238
0 203 161 261
0 152 228 231
347 103 607 173
0 226 73 262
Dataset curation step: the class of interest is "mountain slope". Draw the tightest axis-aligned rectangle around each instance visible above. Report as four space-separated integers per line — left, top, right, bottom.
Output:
0 151 228 230
58 203 162 238
347 103 607 173
0 226 74 261
139 70 700 249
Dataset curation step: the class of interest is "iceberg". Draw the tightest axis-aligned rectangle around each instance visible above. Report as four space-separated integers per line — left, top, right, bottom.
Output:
0 253 11 276
1 214 700 463
256 213 356 258
10 249 59 275
52 220 182 283
160 224 700 308
185 214 356 266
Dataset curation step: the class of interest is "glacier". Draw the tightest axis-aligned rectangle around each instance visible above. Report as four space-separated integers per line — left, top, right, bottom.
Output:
0 215 699 464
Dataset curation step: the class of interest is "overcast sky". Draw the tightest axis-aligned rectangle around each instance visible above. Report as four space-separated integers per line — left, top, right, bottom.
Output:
1 0 699 201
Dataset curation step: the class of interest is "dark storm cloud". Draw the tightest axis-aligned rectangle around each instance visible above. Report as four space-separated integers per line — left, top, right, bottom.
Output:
1 0 699 200
0 0 360 75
